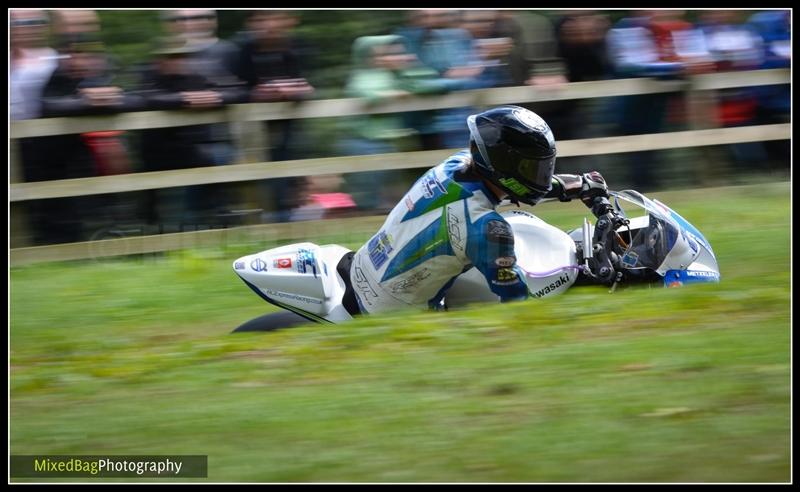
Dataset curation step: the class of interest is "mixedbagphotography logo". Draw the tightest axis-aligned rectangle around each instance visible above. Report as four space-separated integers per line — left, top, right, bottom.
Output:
10 455 208 478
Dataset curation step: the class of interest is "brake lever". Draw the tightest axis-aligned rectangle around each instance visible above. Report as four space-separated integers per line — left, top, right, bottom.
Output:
609 270 624 293
589 208 624 286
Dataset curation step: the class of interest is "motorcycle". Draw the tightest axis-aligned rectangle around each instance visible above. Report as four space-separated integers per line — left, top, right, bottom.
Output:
231 190 720 332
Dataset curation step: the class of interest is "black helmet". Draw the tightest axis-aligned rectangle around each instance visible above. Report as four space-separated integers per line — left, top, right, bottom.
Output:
467 105 557 205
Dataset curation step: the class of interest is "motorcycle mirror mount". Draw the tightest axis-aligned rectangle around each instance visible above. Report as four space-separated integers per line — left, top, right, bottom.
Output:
582 217 593 264
579 217 600 282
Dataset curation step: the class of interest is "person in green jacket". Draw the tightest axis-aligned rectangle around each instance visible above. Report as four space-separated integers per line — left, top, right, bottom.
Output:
341 34 452 211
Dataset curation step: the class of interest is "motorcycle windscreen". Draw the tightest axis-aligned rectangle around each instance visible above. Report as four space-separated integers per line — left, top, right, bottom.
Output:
612 190 717 276
618 215 679 271
652 198 719 275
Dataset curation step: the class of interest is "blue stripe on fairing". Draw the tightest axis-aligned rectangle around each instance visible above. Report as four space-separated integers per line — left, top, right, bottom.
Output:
662 205 715 256
663 269 720 287
238 275 332 324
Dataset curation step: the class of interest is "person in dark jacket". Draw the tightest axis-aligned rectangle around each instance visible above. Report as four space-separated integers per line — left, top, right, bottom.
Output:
234 10 315 222
38 36 138 243
157 10 248 224
137 36 242 226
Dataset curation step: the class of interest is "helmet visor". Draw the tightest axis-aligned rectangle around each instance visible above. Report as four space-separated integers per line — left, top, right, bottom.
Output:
517 154 556 192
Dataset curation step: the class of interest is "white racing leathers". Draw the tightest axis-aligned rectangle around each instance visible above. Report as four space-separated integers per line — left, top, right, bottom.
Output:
350 150 529 314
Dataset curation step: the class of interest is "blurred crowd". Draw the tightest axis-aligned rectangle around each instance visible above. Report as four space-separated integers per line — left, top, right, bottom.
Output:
10 9 791 245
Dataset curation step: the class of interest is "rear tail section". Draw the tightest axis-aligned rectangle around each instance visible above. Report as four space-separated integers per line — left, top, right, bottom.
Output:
233 242 353 323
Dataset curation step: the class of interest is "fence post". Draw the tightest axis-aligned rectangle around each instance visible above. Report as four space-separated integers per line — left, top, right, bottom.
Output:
686 75 726 187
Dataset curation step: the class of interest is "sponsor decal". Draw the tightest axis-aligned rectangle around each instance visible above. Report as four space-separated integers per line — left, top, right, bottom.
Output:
446 208 464 253
368 231 394 270
495 256 516 268
264 288 323 305
662 269 719 287
404 196 415 212
389 268 432 294
492 279 521 286
496 267 519 282
234 261 245 270
273 257 292 269
487 219 514 244
621 250 639 268
509 210 537 219
531 274 572 298
682 229 700 255
498 177 531 196
421 173 447 199
250 258 268 272
353 266 378 306
296 249 318 277
513 107 549 133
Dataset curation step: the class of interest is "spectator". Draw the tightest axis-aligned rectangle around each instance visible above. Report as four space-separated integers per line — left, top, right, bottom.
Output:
137 37 242 226
494 11 574 148
606 11 683 79
552 10 611 141
50 9 137 180
235 10 314 110
163 9 245 96
460 10 514 88
233 10 315 222
341 35 443 211
697 10 768 172
555 10 611 83
11 9 59 245
699 10 764 72
746 10 790 169
395 9 483 150
605 11 687 190
159 9 247 223
38 14 138 243
43 37 135 175
288 175 358 222
747 9 790 71
11 10 58 122
497 10 567 86
51 8 101 37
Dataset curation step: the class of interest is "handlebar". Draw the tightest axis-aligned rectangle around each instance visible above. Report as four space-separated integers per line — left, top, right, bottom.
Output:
583 196 629 286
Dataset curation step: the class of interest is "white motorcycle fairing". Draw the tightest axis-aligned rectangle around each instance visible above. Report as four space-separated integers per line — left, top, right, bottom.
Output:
233 242 354 324
445 209 579 306
233 190 721 330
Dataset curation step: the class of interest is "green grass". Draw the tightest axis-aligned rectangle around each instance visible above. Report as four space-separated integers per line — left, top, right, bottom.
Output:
10 182 791 483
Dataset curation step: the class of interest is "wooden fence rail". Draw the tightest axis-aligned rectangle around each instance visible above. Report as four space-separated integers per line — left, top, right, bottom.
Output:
9 69 790 264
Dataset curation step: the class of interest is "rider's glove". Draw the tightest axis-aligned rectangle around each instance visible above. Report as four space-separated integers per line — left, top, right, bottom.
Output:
578 171 609 208
553 171 609 206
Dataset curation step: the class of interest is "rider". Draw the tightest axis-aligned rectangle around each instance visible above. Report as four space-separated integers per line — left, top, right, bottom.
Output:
339 105 611 315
